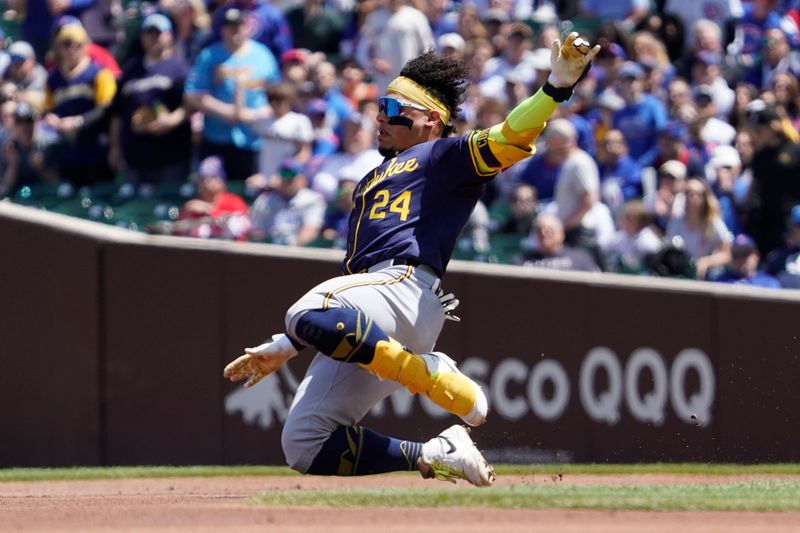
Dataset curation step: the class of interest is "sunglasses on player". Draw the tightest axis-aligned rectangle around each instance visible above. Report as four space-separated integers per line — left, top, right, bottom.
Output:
378 96 429 118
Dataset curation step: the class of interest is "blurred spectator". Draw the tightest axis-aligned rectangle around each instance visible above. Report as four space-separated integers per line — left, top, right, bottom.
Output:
663 0 742 47
492 182 539 235
666 77 692 119
109 14 191 185
321 176 357 248
459 200 492 259
20 0 95 61
613 61 668 167
279 48 311 85
762 203 800 288
597 128 642 210
0 99 16 147
733 128 755 201
648 159 687 232
579 0 650 30
339 59 377 108
635 11 685 62
480 23 546 106
425 0 459 37
179 155 250 240
311 116 382 200
545 119 607 268
728 81 761 130
311 60 354 134
184 6 280 182
456 3 488 43
693 84 737 147
689 52 735 118
248 157 326 245
286 0 345 63
306 97 339 157
710 233 781 287
771 72 800 131
743 26 800 89
653 120 705 178
518 213 601 272
666 177 733 279
602 199 663 273
437 32 466 60
239 82 313 187
161 0 213 65
708 144 745 235
44 22 116 186
2 41 47 110
0 102 57 196
210 0 293 61
355 0 435 93
729 0 784 67
745 107 800 255
48 15 121 79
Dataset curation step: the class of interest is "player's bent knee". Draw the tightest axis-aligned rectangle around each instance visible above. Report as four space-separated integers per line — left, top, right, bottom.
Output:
281 417 327 474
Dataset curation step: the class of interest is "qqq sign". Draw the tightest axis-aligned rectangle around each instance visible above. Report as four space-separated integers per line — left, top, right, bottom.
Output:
461 347 715 426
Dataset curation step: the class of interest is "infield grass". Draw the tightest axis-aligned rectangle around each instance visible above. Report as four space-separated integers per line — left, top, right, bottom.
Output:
3 463 800 482
252 480 800 512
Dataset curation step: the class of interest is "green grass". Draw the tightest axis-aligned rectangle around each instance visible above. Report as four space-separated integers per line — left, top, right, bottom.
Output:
252 481 800 512
3 463 800 482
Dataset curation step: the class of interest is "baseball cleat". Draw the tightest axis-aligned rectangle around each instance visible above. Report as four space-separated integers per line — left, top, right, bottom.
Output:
223 333 299 388
418 425 495 487
420 351 488 427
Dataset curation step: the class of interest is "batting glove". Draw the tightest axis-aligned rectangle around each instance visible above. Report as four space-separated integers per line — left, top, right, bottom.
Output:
432 278 461 323
547 32 600 90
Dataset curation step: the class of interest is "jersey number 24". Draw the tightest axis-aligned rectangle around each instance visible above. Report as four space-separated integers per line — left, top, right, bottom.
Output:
368 189 411 221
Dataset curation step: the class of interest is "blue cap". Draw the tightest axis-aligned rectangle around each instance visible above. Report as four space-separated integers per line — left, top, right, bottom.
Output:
658 120 690 142
619 61 645 79
306 98 327 116
52 14 82 34
791 204 800 225
198 156 226 180
142 13 173 33
731 234 757 256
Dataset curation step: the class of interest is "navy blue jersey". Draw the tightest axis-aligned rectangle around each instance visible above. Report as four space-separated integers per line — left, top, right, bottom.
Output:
343 131 496 276
112 55 192 170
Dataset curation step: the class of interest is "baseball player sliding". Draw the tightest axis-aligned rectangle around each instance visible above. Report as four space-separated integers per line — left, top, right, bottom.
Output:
225 33 599 487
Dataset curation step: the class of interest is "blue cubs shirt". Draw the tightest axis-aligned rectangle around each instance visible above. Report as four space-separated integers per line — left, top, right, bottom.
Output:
185 40 280 150
343 132 496 276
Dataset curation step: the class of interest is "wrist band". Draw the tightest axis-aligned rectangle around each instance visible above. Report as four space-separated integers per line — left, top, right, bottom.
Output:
542 81 573 103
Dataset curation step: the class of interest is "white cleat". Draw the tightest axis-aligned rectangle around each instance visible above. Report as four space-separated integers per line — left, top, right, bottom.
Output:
420 352 488 427
418 424 495 487
223 334 299 388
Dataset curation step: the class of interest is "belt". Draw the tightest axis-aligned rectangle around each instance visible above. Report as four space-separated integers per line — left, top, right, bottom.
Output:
365 258 439 280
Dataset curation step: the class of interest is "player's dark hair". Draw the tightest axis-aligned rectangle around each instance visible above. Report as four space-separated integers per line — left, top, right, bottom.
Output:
399 50 470 137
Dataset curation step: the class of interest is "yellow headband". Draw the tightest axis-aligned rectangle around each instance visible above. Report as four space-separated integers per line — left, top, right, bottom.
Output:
386 76 451 125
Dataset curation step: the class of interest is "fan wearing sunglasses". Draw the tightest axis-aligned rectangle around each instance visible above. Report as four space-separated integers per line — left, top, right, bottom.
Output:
224 34 599 488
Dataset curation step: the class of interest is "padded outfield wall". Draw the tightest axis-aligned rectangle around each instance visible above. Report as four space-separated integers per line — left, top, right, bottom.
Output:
2 202 799 467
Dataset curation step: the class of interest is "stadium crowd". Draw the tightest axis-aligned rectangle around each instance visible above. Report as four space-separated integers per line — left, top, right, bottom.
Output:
1 0 800 289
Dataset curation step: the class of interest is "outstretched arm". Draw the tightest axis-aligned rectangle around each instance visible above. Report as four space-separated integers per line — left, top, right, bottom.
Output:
469 33 600 174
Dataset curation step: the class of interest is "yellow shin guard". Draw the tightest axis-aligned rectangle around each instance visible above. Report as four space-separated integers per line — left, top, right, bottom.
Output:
360 338 478 419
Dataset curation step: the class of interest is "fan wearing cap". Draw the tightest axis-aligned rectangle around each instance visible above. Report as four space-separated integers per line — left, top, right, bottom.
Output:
248 157 326 246
48 16 122 79
0 102 57 197
710 234 781 288
224 38 599 487
179 155 249 239
184 6 280 182
1 41 47 110
209 0 293 61
613 61 668 167
43 22 117 186
108 14 192 185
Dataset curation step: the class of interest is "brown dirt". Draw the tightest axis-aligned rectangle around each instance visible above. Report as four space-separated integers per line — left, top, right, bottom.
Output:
2 474 799 533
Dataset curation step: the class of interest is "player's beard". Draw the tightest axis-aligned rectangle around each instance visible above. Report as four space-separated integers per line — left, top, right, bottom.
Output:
378 146 398 158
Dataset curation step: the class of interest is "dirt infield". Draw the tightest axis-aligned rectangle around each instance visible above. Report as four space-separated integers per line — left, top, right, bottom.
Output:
2 474 800 533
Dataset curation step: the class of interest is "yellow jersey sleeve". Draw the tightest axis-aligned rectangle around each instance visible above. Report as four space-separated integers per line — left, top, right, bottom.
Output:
95 69 117 106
